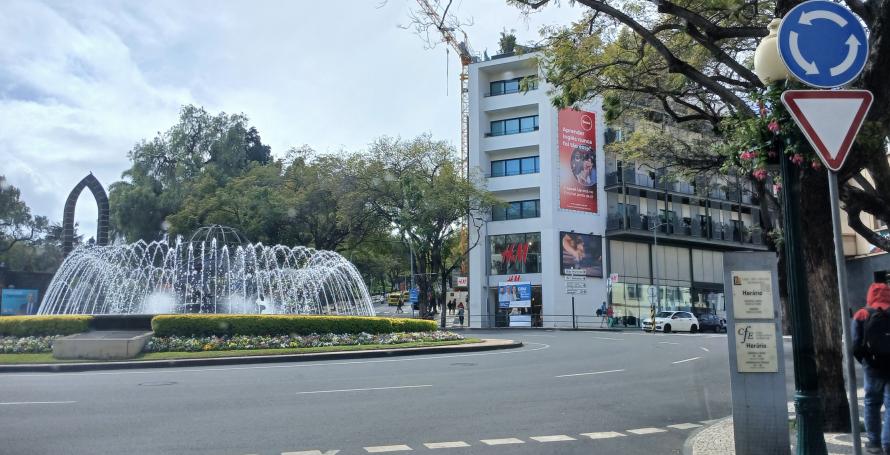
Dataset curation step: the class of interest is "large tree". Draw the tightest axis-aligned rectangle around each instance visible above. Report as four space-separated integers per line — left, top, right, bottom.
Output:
356 135 496 326
479 0 890 431
0 176 48 255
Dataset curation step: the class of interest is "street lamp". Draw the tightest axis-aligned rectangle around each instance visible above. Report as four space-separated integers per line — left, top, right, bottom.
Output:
649 220 670 312
754 18 828 455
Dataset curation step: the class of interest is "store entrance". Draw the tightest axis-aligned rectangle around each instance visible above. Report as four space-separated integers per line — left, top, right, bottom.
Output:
492 285 542 327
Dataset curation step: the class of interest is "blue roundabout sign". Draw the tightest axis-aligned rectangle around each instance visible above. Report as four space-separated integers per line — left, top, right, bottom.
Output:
777 0 869 88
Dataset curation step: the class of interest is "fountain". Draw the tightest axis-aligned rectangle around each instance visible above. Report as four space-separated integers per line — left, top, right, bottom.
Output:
38 225 375 316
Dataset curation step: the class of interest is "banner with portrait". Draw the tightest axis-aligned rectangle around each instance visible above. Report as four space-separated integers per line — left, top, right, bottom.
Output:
558 109 598 213
560 232 603 277
1 289 40 315
498 282 532 308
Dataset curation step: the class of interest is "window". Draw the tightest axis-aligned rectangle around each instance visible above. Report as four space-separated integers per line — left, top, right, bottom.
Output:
488 115 539 136
490 156 539 177
489 232 541 275
488 76 538 96
491 199 540 221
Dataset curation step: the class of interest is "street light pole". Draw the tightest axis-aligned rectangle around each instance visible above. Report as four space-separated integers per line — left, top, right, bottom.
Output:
650 220 669 311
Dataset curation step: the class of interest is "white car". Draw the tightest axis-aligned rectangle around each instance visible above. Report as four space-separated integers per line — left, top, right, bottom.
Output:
642 311 700 333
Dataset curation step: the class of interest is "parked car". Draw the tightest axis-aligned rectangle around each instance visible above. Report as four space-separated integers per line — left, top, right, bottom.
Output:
641 311 700 333
370 295 385 305
696 313 726 333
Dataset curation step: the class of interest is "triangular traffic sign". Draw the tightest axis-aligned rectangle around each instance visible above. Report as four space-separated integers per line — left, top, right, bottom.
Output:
781 90 873 172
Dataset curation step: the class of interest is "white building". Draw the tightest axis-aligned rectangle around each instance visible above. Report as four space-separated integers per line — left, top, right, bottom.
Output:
467 51 769 329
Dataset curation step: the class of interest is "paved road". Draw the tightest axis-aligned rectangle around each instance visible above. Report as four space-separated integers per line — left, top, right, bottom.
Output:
0 330 735 455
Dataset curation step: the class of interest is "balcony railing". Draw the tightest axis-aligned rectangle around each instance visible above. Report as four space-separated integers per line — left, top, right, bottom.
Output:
485 126 539 137
484 85 539 97
605 171 757 205
606 210 765 246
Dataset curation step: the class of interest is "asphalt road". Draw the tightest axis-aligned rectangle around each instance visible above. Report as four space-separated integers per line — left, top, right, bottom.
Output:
0 330 737 455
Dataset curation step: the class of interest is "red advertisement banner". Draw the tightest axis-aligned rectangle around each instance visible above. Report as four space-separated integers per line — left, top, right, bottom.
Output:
558 109 598 213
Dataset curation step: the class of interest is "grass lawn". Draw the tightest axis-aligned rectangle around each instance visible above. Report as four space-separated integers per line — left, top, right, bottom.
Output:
0 338 482 364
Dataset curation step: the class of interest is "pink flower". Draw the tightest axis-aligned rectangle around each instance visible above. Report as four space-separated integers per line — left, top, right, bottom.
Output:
768 119 780 134
740 151 757 161
791 154 805 165
752 169 768 181
811 161 822 170
773 183 783 192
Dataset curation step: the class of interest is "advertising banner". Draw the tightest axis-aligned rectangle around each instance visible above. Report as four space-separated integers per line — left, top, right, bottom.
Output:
498 282 532 308
558 109 598 213
1 289 40 315
560 232 603 277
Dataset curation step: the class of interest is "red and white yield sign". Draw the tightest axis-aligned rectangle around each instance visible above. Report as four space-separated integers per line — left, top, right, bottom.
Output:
781 90 873 171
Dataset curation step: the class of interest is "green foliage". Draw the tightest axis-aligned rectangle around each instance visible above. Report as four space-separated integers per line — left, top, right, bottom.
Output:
0 176 49 254
150 314 437 337
499 29 517 55
0 316 93 337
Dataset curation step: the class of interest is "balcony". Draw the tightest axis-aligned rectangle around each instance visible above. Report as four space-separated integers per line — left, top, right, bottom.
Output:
605 171 758 205
486 172 541 192
606 209 767 249
481 128 539 153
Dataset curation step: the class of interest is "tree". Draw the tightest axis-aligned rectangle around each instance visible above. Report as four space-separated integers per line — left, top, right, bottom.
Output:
109 105 274 242
0 176 48 255
499 29 518 54
356 135 496 326
496 0 890 431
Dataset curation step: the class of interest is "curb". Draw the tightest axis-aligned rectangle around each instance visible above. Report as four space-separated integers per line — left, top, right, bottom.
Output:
682 416 732 455
0 339 523 373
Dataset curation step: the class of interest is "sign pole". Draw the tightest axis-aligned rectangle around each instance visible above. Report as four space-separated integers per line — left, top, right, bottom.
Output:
828 171 863 454
572 296 576 329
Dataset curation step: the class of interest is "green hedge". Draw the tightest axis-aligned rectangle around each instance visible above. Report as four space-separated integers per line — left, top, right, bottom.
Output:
150 315 438 337
0 315 93 337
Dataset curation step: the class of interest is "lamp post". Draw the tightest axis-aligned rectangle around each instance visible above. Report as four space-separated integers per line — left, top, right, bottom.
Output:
754 18 827 455
649 220 670 311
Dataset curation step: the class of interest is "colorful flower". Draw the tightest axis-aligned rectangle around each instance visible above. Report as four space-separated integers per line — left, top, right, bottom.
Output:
791 154 805 165
752 169 768 181
768 119 780 134
812 161 822 170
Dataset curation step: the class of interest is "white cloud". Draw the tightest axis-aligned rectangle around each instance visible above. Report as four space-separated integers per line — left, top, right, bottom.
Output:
0 0 582 237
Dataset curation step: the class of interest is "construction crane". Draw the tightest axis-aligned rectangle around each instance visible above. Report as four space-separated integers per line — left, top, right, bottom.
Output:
414 0 476 177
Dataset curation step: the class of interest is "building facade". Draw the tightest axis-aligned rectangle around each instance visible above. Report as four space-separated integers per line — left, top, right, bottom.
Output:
467 52 770 328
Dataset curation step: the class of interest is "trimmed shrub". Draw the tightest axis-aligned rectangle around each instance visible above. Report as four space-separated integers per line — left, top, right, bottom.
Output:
0 315 93 337
150 315 438 337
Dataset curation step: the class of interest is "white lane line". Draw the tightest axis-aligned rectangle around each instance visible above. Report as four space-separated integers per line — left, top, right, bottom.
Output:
700 347 710 352
0 401 77 405
658 341 680 345
626 427 667 435
423 441 470 449
522 334 557 338
667 423 702 430
530 435 576 442
672 356 702 364
4 343 552 378
296 385 431 395
555 369 625 378
364 445 412 453
283 451 341 455
480 438 524 445
580 431 625 440
590 336 624 341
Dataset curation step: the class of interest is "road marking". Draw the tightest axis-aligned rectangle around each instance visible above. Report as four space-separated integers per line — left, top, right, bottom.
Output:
296 385 431 395
667 423 702 430
590 336 624 341
700 419 722 425
364 445 412 453
672 356 702 364
3 343 552 378
626 427 668 435
700 347 710 352
580 431 625 439
658 341 680 345
530 435 576 442
423 442 470 449
283 451 340 455
0 401 77 405
480 438 524 445
555 369 625 378
522 334 557 338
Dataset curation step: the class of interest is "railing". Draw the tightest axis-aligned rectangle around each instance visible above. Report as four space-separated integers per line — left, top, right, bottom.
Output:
606 210 766 246
484 85 539 97
606 172 758 205
485 126 539 137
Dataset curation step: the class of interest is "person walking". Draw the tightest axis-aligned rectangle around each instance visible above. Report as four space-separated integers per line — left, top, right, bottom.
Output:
606 304 615 328
396 297 404 314
853 277 890 454
457 302 465 326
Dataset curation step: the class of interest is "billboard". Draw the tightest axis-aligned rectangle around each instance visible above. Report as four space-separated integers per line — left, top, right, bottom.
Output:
498 282 532 308
1 289 40 315
560 232 603 277
558 109 598 213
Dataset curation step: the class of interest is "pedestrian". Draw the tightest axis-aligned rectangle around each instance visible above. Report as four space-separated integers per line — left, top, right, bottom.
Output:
598 301 607 327
396 297 404 314
853 276 890 454
457 302 465 326
606 305 614 328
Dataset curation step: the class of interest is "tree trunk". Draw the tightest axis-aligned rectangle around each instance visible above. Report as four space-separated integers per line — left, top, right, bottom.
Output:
799 169 851 432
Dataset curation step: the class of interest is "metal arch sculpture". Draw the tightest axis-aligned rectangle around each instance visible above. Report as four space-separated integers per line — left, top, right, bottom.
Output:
62 173 109 256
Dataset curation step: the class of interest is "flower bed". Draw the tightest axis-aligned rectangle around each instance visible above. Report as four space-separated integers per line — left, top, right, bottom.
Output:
0 336 58 354
143 331 464 353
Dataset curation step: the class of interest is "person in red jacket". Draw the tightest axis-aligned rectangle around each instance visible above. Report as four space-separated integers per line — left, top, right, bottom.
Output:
853 280 890 454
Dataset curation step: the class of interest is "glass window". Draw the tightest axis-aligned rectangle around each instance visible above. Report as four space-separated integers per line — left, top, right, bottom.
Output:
490 121 505 136
521 156 538 173
503 79 520 93
521 200 539 218
504 118 520 134
490 81 504 96
488 233 541 275
505 159 520 176
520 115 537 132
491 205 506 221
506 202 522 220
491 160 505 177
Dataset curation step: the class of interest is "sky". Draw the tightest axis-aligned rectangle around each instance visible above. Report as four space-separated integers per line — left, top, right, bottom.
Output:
0 0 584 238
